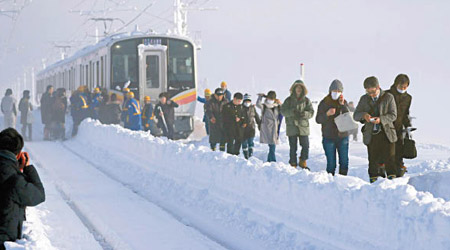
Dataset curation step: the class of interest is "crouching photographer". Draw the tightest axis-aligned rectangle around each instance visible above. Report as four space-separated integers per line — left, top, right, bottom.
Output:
0 128 45 250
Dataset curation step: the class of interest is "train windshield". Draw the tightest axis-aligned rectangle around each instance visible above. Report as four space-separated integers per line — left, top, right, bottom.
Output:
167 39 195 91
111 40 139 91
111 37 195 92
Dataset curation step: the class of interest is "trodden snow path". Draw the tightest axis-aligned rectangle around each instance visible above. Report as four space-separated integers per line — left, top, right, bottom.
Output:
25 141 226 250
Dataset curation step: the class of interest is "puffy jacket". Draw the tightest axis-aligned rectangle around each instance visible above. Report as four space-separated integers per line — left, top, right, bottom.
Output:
0 150 45 243
281 82 315 136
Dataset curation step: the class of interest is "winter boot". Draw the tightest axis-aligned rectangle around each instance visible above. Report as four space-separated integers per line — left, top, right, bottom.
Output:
290 163 297 168
370 177 378 183
387 175 396 180
338 168 348 176
299 158 310 171
398 166 407 177
249 148 254 158
243 150 249 159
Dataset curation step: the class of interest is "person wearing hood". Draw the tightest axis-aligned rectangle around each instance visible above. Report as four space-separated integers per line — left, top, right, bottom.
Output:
256 91 282 162
242 94 261 159
18 90 33 141
386 74 412 177
1 89 17 130
206 88 228 151
354 76 398 183
0 128 45 249
281 80 314 169
316 80 350 176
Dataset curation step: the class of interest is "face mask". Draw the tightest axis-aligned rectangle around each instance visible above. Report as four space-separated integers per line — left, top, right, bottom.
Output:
331 92 342 100
397 88 407 94
266 99 275 105
244 102 251 107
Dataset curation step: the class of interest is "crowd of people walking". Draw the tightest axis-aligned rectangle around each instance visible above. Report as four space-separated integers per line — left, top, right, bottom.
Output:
198 74 414 182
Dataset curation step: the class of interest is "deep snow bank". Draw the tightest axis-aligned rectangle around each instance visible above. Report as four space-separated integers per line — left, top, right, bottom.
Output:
72 119 450 250
409 168 450 201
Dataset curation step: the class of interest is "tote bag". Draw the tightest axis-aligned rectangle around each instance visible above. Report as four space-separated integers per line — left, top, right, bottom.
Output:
334 112 358 132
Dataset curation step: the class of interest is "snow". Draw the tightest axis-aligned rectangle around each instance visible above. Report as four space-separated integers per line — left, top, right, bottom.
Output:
2 108 450 249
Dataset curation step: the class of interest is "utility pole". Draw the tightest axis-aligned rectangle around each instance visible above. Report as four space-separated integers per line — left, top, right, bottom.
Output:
173 0 218 37
54 45 71 60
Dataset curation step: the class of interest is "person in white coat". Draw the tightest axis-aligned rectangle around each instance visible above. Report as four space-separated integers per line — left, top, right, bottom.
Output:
1 89 17 129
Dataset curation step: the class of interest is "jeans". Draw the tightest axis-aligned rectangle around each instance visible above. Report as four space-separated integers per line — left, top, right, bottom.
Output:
242 137 255 152
242 137 255 159
322 137 349 175
268 144 276 162
288 136 309 165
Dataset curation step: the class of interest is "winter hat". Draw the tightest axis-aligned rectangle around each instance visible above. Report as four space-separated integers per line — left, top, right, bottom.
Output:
363 76 379 89
243 93 251 101
0 128 24 155
214 88 224 95
329 79 344 93
234 92 243 100
267 91 277 100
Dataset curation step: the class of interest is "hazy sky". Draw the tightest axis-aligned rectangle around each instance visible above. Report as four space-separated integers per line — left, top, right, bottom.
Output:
1 0 449 144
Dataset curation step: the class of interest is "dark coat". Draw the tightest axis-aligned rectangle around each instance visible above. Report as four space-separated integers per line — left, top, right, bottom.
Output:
18 98 32 125
40 92 53 125
100 102 122 125
205 95 228 144
0 150 45 243
386 85 412 133
316 95 350 139
354 90 398 145
154 101 179 127
51 96 68 123
222 102 247 141
243 105 260 140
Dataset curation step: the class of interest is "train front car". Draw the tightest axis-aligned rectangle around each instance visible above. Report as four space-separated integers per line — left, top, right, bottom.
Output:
110 36 197 139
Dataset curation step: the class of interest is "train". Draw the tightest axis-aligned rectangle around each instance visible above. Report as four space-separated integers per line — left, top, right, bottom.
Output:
36 31 198 139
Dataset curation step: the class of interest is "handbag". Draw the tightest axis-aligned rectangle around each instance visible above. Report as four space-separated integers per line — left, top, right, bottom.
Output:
403 132 417 159
334 112 358 132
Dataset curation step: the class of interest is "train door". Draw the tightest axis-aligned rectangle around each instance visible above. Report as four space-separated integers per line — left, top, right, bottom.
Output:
138 45 167 103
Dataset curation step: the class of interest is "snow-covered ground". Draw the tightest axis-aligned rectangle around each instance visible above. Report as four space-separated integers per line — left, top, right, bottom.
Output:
2 107 450 250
